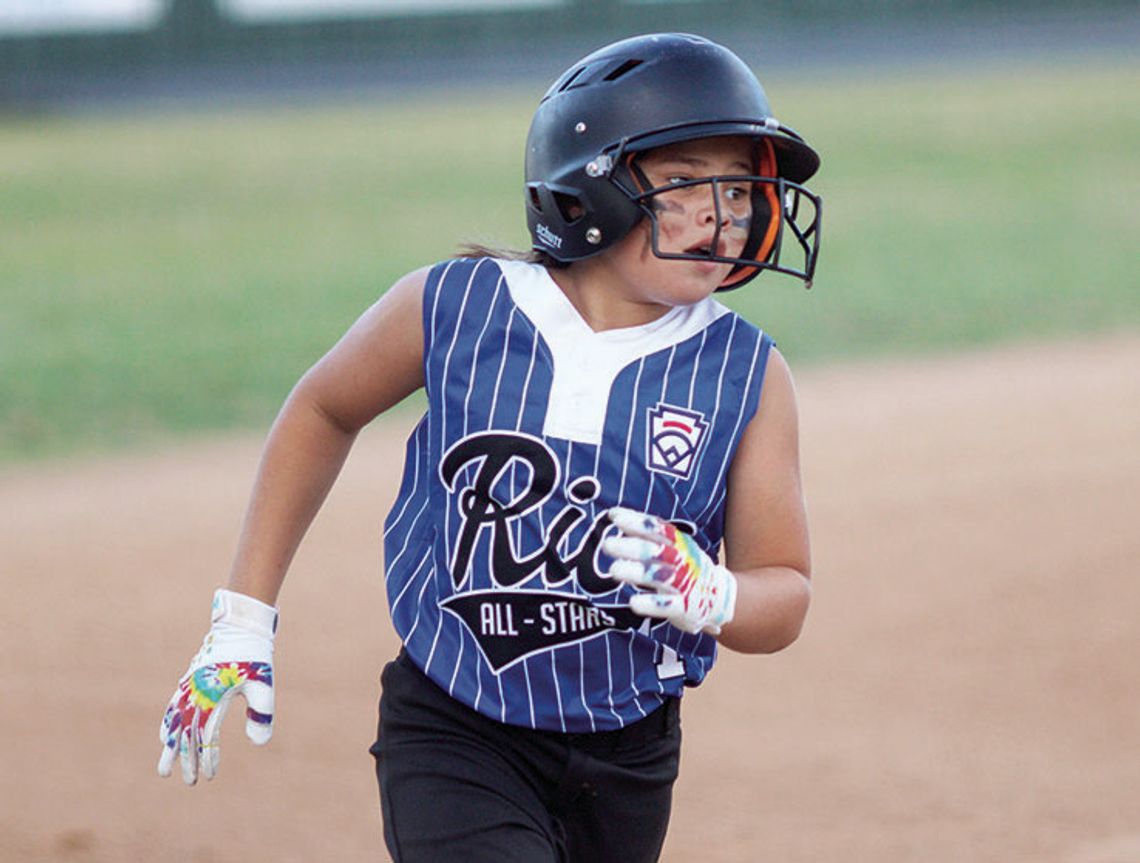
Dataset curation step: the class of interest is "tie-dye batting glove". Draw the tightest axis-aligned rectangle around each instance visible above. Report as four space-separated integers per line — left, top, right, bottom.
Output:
603 507 737 636
157 588 277 785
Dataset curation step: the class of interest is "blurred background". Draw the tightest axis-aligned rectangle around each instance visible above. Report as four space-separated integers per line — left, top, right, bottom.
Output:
2 0 1137 463
3 4 1140 863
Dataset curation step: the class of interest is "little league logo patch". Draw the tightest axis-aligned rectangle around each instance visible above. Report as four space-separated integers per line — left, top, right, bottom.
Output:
646 403 708 480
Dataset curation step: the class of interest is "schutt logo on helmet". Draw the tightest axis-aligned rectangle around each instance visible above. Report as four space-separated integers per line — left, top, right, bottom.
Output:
535 223 563 250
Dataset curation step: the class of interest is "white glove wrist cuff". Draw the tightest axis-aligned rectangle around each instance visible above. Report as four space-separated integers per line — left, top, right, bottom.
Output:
212 588 278 641
714 564 737 630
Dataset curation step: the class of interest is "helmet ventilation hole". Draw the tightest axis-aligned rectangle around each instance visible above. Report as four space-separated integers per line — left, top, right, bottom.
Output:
553 191 584 223
556 66 588 93
603 59 643 81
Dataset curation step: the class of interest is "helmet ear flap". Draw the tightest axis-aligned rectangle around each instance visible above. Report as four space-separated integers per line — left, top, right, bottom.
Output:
527 182 590 253
528 183 585 223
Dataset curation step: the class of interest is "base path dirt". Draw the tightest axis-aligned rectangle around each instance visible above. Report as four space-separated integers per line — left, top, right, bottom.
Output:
3 334 1138 863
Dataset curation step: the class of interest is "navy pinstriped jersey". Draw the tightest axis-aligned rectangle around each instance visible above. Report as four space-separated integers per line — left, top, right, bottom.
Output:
382 257 773 732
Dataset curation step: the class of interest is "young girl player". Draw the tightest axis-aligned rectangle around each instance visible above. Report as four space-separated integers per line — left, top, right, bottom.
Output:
159 32 823 863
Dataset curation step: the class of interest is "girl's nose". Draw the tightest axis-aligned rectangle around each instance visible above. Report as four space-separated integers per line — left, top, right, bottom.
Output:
696 184 736 226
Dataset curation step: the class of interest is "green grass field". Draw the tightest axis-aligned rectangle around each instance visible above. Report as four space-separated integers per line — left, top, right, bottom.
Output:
2 57 1137 463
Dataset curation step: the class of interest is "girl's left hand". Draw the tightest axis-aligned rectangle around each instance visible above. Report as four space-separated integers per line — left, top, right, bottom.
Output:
602 507 737 636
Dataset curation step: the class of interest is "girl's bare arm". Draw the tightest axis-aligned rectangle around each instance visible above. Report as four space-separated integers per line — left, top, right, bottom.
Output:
226 268 429 605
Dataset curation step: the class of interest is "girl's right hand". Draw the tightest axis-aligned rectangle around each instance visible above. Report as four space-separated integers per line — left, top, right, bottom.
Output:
157 589 278 785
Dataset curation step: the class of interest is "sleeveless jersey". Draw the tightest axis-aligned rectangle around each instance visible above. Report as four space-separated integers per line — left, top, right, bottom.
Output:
382 257 773 732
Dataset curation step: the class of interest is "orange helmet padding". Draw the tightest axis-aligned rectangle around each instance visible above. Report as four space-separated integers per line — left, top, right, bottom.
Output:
718 138 780 289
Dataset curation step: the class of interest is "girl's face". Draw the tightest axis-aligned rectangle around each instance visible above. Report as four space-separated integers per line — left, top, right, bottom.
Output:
603 135 756 307
638 135 754 261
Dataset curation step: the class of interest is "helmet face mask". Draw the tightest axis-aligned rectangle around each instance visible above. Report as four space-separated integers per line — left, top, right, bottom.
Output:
631 175 822 290
524 32 822 290
614 138 822 290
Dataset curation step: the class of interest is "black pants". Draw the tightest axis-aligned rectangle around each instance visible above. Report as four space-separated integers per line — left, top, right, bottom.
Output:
370 650 682 863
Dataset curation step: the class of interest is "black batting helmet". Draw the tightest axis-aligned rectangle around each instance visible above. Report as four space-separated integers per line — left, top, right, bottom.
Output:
524 32 822 289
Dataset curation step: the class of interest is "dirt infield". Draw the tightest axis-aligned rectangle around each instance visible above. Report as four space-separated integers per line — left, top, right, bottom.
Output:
2 334 1138 863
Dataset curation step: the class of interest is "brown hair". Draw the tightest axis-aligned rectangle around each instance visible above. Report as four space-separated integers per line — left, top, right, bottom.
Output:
456 243 568 270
